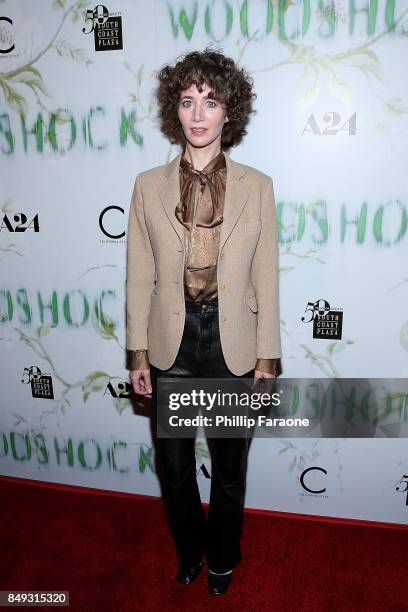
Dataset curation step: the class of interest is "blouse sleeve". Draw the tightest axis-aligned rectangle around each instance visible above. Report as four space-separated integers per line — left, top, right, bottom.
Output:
129 349 150 370
255 357 281 376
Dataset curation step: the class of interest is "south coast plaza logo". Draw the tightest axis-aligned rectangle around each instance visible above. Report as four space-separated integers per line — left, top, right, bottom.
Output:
82 4 123 51
301 299 343 340
21 365 54 400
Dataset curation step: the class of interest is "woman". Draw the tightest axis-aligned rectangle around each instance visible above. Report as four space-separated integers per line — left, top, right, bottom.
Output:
126 47 282 595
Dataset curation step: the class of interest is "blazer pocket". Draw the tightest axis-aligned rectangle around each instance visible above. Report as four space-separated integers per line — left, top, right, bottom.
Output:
245 221 262 233
245 293 258 313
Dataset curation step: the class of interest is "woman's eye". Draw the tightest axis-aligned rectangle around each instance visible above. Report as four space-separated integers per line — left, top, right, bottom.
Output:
181 99 217 108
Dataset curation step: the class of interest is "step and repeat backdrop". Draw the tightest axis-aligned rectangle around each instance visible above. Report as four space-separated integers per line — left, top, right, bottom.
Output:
1 0 407 525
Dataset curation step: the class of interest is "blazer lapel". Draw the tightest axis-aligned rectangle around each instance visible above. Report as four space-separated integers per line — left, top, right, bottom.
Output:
220 150 249 252
157 151 186 249
157 149 249 253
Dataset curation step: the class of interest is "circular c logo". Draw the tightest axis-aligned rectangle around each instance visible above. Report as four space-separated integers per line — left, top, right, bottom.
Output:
99 206 125 239
0 17 15 54
300 466 327 494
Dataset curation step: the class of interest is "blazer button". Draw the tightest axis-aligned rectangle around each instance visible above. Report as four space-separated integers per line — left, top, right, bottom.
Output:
222 316 227 322
221 284 227 291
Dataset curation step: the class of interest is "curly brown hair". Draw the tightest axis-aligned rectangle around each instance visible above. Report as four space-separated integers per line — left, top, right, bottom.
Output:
154 46 256 149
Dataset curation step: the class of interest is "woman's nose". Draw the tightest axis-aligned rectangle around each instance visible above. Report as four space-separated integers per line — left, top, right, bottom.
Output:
192 103 204 121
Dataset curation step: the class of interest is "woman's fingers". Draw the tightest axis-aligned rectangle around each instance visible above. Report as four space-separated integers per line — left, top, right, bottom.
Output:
252 372 276 392
130 368 152 397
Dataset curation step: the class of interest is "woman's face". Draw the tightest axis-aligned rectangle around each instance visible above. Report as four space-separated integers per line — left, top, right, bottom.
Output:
177 81 229 149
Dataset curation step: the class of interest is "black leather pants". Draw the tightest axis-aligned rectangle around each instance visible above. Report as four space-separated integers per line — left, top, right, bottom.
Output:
150 296 255 573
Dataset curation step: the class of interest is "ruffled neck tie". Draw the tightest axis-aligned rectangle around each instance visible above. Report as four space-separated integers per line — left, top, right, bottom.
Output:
175 150 226 230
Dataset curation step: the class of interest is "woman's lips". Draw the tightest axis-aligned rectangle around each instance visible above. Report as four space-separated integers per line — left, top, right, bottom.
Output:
190 128 207 134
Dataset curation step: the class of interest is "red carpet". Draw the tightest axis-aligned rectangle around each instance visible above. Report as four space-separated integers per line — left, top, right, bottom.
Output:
1 477 408 611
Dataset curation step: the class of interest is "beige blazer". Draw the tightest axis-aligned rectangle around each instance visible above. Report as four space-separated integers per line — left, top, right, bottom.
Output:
126 150 282 376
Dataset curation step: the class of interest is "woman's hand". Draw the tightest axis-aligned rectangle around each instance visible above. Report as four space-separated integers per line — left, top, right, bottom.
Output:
252 369 276 393
130 368 152 399
254 369 275 380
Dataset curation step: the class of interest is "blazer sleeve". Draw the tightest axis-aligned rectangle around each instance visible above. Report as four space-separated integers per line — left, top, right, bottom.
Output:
250 177 282 359
126 173 156 353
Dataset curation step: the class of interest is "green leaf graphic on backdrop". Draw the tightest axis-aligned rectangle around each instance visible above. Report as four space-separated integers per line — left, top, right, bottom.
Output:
54 39 92 66
301 340 355 379
400 321 408 352
239 5 408 125
123 62 155 131
389 279 408 352
0 0 92 116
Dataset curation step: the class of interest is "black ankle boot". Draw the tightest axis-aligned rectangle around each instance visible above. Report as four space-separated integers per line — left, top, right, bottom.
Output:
208 569 233 595
176 561 204 585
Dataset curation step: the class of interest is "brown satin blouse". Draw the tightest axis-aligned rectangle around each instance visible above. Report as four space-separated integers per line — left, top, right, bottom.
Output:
176 150 226 301
129 149 280 376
